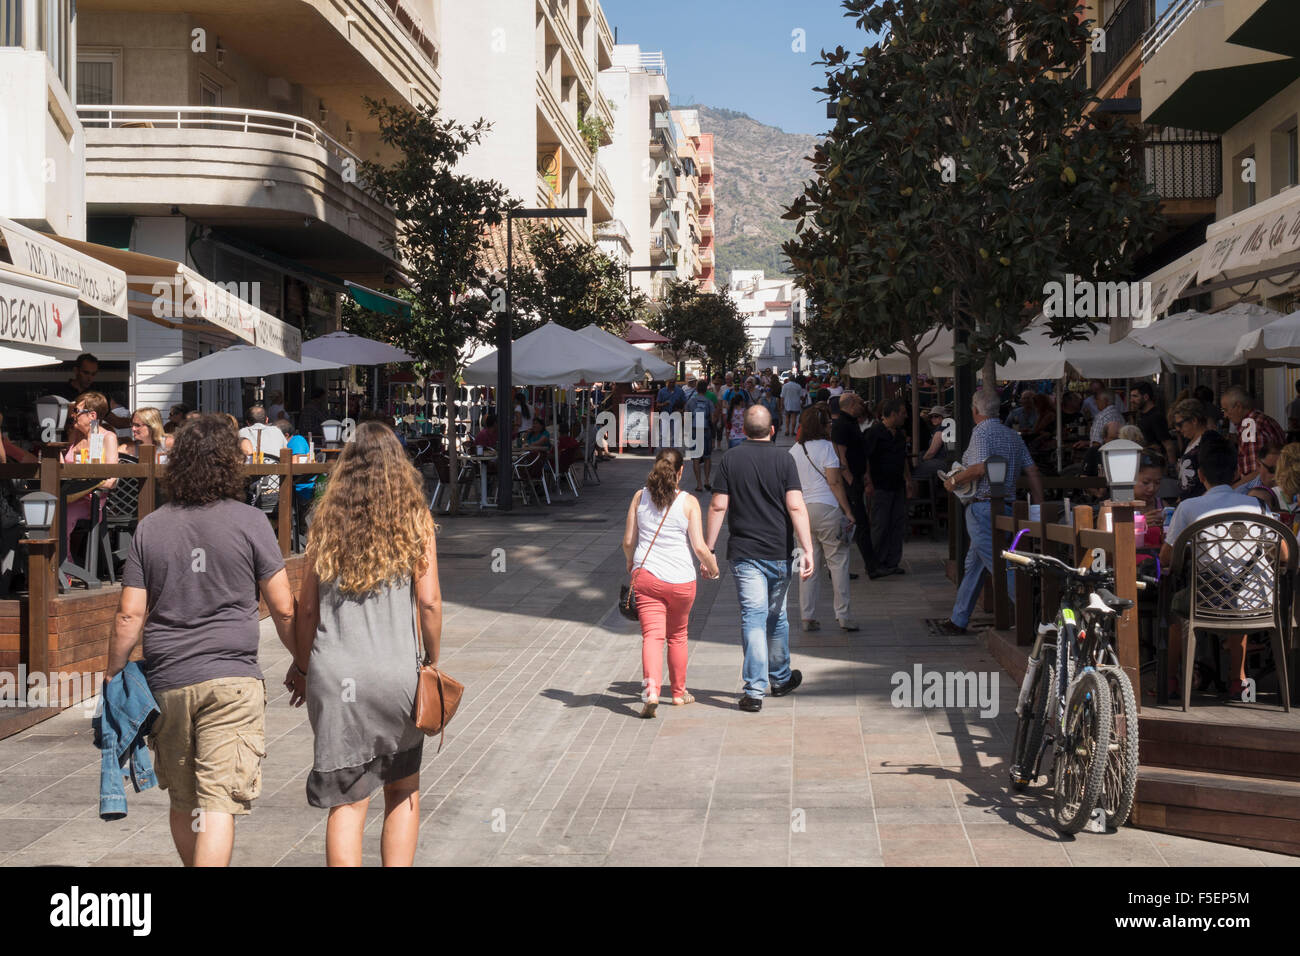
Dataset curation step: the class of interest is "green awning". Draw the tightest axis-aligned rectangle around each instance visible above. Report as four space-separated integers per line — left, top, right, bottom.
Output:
345 280 412 320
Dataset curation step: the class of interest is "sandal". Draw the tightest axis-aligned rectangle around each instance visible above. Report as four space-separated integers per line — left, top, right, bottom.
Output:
673 692 695 706
641 694 659 718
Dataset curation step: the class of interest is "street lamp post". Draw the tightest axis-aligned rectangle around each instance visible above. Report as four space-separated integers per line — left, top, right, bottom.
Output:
499 206 586 512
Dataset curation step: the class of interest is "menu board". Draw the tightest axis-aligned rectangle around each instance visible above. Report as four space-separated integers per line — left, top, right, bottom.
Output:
622 395 653 449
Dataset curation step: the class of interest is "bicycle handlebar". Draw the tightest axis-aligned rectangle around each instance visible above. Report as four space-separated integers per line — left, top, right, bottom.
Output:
1002 549 1152 592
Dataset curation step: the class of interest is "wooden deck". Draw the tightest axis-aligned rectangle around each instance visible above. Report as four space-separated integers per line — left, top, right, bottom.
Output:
981 624 1300 855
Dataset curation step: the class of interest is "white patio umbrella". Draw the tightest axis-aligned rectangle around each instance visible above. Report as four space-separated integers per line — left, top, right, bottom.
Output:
929 323 1163 380
1235 308 1300 363
143 344 347 385
1125 303 1289 367
576 324 674 378
844 328 953 378
300 331 414 365
0 346 60 370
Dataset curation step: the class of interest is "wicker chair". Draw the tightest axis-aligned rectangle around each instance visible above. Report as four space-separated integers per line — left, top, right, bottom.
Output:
1168 510 1295 713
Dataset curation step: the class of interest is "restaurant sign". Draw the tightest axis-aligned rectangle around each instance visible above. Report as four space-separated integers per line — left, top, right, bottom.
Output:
1200 198 1300 283
0 222 128 319
0 268 81 353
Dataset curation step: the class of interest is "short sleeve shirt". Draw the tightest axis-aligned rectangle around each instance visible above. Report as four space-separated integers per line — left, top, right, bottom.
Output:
831 417 868 478
789 439 841 508
238 423 287 459
962 419 1035 498
1237 411 1285 479
861 422 907 490
1090 405 1124 445
123 498 285 692
712 440 802 560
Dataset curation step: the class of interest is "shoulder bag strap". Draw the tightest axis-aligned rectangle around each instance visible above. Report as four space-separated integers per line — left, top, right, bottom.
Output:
802 441 829 483
411 580 426 666
632 490 678 583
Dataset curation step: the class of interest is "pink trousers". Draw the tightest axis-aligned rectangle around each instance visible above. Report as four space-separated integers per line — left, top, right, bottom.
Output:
633 570 696 699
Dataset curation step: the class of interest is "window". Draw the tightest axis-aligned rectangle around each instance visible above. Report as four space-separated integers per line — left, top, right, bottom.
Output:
77 49 121 108
79 308 129 344
199 75 222 107
1 0 21 48
38 0 72 90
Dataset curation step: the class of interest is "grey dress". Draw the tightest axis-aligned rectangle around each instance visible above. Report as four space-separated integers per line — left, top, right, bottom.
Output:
306 577 425 808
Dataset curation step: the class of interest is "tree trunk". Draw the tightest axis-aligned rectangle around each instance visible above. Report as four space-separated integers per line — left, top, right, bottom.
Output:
445 362 460 516
909 351 922 456
981 354 997 393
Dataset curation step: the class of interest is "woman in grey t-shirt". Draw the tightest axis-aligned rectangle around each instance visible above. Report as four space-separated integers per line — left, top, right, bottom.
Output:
290 421 442 867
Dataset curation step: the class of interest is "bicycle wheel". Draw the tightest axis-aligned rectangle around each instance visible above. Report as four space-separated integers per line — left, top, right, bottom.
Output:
1053 669 1111 834
1100 665 1139 830
1010 663 1053 792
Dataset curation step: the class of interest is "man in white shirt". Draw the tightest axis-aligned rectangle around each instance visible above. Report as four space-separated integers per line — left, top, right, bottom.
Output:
238 404 288 460
780 377 804 436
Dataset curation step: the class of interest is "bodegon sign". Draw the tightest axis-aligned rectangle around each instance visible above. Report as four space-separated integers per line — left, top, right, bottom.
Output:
0 265 81 353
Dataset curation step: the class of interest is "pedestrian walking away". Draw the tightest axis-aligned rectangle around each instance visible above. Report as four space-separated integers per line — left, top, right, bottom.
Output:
106 415 297 867
683 380 716 490
290 421 442 867
705 405 815 711
789 405 858 631
936 389 1043 635
862 397 914 576
832 392 881 576
622 449 719 717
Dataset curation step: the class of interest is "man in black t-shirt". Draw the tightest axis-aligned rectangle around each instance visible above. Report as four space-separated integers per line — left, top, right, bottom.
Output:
832 393 880 576
706 405 815 712
1129 382 1175 462
862 397 912 574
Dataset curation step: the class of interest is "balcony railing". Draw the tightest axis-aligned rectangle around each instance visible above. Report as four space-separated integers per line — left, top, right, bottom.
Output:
77 104 362 169
1143 0 1205 63
1091 0 1153 89
1143 127 1222 201
1 0 20 47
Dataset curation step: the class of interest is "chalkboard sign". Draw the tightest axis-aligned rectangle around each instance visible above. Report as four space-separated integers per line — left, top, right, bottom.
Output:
622 395 653 449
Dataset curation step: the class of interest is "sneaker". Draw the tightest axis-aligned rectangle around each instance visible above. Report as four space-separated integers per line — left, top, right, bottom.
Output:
837 618 860 632
867 570 888 580
933 619 967 636
738 695 762 712
887 566 906 576
770 670 803 697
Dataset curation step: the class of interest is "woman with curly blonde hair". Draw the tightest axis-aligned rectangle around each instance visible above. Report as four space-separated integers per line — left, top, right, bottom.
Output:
290 420 442 866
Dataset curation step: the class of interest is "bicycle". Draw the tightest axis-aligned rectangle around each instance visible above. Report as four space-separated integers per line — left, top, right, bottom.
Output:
1002 548 1147 833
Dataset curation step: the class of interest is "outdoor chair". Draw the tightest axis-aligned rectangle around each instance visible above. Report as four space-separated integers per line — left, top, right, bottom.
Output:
907 474 940 540
556 445 582 497
1163 510 1295 713
101 453 142 570
429 453 474 513
514 451 551 505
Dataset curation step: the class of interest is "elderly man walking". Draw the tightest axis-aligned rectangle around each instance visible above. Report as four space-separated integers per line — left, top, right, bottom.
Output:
935 390 1043 635
706 405 815 711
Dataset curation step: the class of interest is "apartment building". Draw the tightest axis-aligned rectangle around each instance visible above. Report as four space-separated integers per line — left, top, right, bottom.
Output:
1139 0 1300 414
441 0 618 248
695 129 716 292
671 108 709 290
599 44 682 298
38 0 443 412
727 269 803 372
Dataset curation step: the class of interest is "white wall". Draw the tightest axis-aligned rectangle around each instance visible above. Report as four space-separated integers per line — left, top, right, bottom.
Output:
130 216 194 413
599 65 651 291
0 50 85 237
439 2 538 205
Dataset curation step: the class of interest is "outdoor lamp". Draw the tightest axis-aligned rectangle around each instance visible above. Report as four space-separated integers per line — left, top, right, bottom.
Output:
321 419 343 447
985 455 1008 498
1100 438 1143 502
20 492 56 538
35 395 69 436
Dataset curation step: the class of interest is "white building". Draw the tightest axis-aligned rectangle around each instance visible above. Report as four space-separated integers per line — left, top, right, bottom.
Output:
441 0 619 247
599 44 681 298
728 270 805 372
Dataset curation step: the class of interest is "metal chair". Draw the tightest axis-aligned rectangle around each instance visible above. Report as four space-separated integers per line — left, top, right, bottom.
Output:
1169 510 1295 713
428 453 474 513
101 453 142 568
514 451 550 505
555 445 582 497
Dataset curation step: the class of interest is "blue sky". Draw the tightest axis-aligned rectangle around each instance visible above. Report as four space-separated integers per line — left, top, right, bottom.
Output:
600 0 871 136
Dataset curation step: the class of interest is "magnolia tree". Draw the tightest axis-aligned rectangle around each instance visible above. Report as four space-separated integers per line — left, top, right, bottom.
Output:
355 97 517 513
785 0 1163 445
651 279 752 378
509 224 646 336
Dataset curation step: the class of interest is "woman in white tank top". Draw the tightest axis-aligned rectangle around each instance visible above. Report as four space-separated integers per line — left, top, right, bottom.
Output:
621 449 719 717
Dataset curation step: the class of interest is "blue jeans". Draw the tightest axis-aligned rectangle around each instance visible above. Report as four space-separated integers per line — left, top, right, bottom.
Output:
731 559 794 698
950 501 1016 629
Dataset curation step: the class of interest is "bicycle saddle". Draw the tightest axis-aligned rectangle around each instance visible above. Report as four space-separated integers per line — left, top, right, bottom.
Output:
1092 588 1134 613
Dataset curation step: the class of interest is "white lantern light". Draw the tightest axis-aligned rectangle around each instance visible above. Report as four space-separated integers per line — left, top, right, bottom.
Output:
985 454 1008 497
321 419 343 446
35 395 69 438
1100 438 1143 502
20 491 56 536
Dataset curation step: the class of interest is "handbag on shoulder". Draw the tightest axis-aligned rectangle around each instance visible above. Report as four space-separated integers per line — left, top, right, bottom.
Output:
619 490 678 621
411 586 464 751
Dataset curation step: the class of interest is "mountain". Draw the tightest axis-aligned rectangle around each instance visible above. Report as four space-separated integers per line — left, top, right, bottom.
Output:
696 105 820 283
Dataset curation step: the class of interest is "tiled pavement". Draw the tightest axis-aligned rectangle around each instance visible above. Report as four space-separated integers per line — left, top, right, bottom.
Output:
1 437 1295 866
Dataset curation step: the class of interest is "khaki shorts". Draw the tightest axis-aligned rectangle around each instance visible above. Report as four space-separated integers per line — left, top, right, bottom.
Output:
148 676 267 816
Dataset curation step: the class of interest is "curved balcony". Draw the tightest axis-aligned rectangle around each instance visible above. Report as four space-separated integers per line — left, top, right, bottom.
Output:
79 105 395 260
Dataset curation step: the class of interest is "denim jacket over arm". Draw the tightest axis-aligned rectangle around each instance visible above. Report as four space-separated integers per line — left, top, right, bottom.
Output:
92 661 159 820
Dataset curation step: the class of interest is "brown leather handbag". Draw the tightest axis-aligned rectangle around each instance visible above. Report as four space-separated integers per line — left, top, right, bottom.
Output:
411 586 464 751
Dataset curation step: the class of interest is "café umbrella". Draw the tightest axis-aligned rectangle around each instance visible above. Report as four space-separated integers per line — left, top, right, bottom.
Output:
143 343 346 384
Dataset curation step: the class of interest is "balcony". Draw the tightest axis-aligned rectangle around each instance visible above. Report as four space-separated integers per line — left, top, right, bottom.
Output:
699 181 714 203
78 105 395 260
594 161 614 221
544 0 593 95
595 90 615 134
650 112 677 156
700 215 713 236
699 245 714 265
1143 127 1222 201
78 0 441 115
1142 0 1300 133
537 172 558 209
536 71 593 181
594 3 615 65
1090 0 1152 94
1225 0 1300 59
